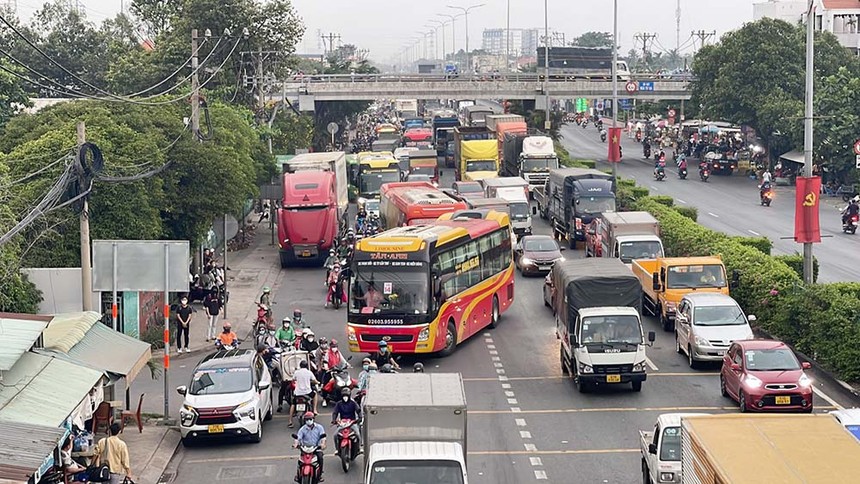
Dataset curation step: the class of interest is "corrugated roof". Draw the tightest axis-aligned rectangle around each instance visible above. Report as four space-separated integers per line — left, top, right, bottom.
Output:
0 421 65 481
42 311 101 353
0 313 51 372
63 321 151 384
0 352 103 427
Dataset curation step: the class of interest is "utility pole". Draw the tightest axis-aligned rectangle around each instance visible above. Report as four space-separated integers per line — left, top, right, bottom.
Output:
257 46 265 112
543 0 550 131
77 121 92 312
802 0 815 284
634 32 657 68
321 32 341 56
676 0 682 52
190 29 200 139
692 30 716 51
506 0 511 71
612 0 619 181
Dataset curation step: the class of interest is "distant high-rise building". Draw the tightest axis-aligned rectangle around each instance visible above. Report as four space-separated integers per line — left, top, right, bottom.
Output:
482 28 541 57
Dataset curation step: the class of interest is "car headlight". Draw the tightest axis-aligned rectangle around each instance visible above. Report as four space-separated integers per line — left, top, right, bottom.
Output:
180 405 197 426
347 326 357 342
579 363 593 374
694 335 709 347
799 373 813 388
632 361 647 372
234 399 256 418
660 472 675 482
520 257 533 265
744 374 763 388
418 326 430 342
554 256 565 263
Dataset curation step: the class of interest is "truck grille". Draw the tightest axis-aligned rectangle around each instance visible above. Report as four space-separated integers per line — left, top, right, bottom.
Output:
195 405 238 425
526 173 549 184
360 334 414 343
593 364 633 374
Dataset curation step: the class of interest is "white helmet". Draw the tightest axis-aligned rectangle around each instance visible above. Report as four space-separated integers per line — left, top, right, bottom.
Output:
853 195 860 203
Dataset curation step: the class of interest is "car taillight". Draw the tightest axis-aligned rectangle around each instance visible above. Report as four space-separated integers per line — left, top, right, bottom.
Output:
575 218 582 229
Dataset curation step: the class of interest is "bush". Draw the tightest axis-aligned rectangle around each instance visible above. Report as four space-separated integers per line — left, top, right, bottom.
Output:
572 159 596 169
650 195 674 207
774 254 819 282
730 236 773 255
674 206 698 222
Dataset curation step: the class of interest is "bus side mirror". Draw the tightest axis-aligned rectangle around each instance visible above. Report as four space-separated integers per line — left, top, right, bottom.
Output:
532 206 537 215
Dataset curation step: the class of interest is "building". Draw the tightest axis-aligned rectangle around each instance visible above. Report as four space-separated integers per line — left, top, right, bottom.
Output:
481 28 540 57
754 0 860 52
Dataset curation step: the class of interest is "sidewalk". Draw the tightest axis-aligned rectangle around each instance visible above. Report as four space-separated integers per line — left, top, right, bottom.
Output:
121 421 181 484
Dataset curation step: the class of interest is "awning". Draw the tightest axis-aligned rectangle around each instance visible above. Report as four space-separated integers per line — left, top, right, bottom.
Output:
779 150 806 165
0 352 104 428
42 312 152 384
0 421 66 482
0 313 52 372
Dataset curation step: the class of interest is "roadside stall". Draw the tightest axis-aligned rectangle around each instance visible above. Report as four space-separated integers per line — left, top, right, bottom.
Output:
0 422 67 484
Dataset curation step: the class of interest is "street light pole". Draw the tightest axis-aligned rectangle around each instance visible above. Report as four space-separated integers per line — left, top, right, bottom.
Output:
438 13 461 66
611 0 619 180
802 0 815 284
543 0 550 131
448 4 485 73
506 0 511 71
430 20 447 62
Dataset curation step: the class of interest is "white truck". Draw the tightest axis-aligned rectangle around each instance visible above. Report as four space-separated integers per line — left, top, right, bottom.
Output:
394 99 419 120
363 373 468 484
482 177 531 235
552 258 655 393
639 413 708 484
585 211 664 266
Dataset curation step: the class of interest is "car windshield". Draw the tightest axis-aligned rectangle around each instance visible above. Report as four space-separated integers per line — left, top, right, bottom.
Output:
410 165 436 177
360 171 401 195
618 241 663 263
694 304 746 326
667 264 726 289
523 157 558 171
660 426 682 462
523 238 558 252
369 461 464 484
365 200 380 212
406 175 432 182
745 348 800 371
189 367 252 395
575 196 616 214
509 202 529 220
465 160 496 172
581 315 642 345
350 260 429 315
457 184 483 194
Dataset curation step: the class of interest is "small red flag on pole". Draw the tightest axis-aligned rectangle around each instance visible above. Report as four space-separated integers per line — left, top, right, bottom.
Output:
794 176 822 244
607 127 623 163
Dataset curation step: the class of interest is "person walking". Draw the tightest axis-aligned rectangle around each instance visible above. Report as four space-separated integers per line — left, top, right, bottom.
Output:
93 423 132 484
176 297 193 353
203 292 222 342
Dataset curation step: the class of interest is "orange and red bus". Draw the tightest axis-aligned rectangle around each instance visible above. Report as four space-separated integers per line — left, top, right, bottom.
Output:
379 181 467 229
346 210 514 356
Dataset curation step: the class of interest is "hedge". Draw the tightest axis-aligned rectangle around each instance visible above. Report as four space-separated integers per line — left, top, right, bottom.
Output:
774 254 819 283
674 206 698 222
730 236 773 255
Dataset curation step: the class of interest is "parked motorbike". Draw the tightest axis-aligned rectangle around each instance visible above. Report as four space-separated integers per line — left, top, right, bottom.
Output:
843 213 859 234
291 437 323 484
334 419 361 473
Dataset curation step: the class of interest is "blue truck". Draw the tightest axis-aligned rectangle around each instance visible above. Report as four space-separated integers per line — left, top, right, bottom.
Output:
432 111 461 157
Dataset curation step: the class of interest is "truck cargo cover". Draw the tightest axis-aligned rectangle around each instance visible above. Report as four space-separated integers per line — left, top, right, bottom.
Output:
461 139 498 160
552 258 641 311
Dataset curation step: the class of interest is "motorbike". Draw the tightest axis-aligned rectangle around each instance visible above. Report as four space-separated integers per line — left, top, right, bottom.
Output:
293 394 312 426
255 303 270 329
291 437 323 484
700 167 710 182
635 132 642 142
334 419 361 473
322 361 357 406
654 166 666 181
760 187 774 207
643 145 651 159
600 131 607 143
215 339 240 351
327 272 346 309
843 213 859 234
679 167 688 179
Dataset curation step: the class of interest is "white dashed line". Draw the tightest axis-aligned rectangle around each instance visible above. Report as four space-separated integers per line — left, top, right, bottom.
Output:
534 470 548 480
748 229 760 236
505 391 516 397
498 375 509 381
708 212 720 218
516 419 527 427
483 332 492 337
511 407 522 413
489 350 498 355
529 457 543 466
494 362 504 368
650 185 659 191
507 398 519 405
487 345 496 350
645 356 659 372
524 443 538 452
491 356 501 362
677 198 687 204
497 369 506 374
520 431 532 439
501 383 512 389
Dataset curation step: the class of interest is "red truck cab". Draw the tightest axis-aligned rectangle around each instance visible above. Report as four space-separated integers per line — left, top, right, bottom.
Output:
277 170 339 267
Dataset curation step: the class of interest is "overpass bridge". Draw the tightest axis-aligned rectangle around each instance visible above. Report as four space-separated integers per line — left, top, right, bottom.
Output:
286 73 692 111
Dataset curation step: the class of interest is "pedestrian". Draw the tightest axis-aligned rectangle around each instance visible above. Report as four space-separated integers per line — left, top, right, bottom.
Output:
93 423 132 484
176 296 193 353
203 291 222 342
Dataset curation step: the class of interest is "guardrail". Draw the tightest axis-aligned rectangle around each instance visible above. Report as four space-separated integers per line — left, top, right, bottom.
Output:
287 73 695 84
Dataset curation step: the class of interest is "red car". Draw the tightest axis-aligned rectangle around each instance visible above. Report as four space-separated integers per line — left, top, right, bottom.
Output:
720 339 813 413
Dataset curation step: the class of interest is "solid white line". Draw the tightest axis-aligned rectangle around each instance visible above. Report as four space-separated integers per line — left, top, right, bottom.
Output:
520 431 532 439
529 457 543 466
677 199 687 204
650 185 659 191
645 356 659 372
516 418 527 427
814 387 844 410
534 470 548 480
524 443 538 452
748 229 761 236
708 212 720 218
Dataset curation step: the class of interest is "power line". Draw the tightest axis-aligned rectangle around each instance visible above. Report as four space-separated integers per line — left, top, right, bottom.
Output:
0 153 72 190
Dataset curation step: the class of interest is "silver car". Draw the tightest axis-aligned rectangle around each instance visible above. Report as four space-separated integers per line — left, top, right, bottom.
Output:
674 293 754 368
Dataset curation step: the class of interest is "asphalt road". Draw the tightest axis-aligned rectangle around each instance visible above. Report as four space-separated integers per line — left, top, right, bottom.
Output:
158 163 858 484
558 122 858 283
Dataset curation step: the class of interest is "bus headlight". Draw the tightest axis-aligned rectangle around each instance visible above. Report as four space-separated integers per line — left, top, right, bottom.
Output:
418 326 430 342
347 327 357 342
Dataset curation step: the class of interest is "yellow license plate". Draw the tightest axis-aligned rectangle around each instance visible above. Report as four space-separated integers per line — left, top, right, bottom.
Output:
775 396 791 405
208 424 224 433
606 374 621 383
302 250 311 257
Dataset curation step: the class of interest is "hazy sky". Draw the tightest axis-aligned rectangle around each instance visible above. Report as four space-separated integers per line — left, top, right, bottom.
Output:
17 0 757 60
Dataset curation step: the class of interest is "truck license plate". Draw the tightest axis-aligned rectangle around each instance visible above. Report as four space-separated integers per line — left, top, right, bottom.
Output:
301 250 311 257
775 396 791 405
296 403 306 412
606 374 621 383
208 424 224 433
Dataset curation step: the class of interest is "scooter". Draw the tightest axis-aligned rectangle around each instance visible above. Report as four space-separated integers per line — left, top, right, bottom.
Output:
292 394 312 426
334 419 361 473
679 167 688 180
700 167 710 182
843 213 859 234
291 437 323 484
322 361 357 406
327 274 345 309
654 166 666 181
255 303 270 330
600 131 607 143
760 187 774 207
643 145 651 159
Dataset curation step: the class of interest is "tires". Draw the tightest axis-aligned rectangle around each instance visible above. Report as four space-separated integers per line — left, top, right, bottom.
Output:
560 347 569 375
279 251 292 268
576 376 591 393
264 394 273 421
632 380 642 392
438 321 457 357
738 390 747 413
641 459 652 484
181 436 194 447
332 294 341 310
341 446 351 473
675 332 683 354
687 346 698 369
249 417 263 443
301 475 312 484
720 375 728 397
660 310 673 332
488 296 501 329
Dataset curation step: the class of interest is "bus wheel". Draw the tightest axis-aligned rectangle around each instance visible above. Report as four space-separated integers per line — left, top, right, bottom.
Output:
489 296 501 329
439 321 457 357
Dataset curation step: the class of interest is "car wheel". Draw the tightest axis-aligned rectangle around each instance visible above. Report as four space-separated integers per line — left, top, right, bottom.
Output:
544 291 550 307
577 377 591 393
181 436 194 447
488 296 501 329
264 392 273 421
632 380 642 392
249 416 263 443
560 347 569 375
675 332 683 354
720 375 728 397
738 390 748 413
438 321 457 357
688 346 698 369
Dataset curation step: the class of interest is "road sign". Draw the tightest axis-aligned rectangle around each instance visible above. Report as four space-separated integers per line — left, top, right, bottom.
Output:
326 122 339 135
668 109 676 117
854 140 860 155
596 101 605 110
638 81 655 92
625 81 637 93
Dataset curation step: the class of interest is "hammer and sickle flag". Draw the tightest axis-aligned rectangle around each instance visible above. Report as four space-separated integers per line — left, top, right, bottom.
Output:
607 127 623 163
794 176 821 244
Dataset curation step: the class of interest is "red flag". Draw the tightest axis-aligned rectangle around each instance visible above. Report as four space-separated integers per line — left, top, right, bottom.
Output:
607 127 623 163
794 176 822 244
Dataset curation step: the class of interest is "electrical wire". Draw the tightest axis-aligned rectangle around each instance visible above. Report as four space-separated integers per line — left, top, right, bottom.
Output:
0 161 76 246
123 37 210 97
96 123 190 181
0 62 91 99
0 153 72 190
133 36 226 100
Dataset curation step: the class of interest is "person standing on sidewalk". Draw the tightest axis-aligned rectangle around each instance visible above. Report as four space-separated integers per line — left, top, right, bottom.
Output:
176 297 193 353
203 292 222 342
93 423 132 484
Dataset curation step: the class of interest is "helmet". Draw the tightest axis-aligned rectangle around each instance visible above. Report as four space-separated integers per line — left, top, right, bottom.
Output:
318 337 328 346
853 195 860 203
262 286 271 293
329 248 335 256
381 363 394 373
378 340 388 348
413 362 425 373
302 328 314 337
303 411 315 420
300 360 308 368
330 338 338 347
362 357 372 365
293 309 303 319
282 317 291 326
368 363 378 371
341 387 351 397
256 343 267 352
222 322 232 330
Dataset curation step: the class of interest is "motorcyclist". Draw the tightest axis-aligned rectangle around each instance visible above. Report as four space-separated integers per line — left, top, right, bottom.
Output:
293 411 326 478
658 150 666 162
599 128 607 142
323 249 338 286
293 309 306 329
256 342 278 374
216 322 239 348
275 317 297 348
761 170 772 185
357 358 373 392
678 155 688 172
325 263 345 308
259 286 272 306
299 328 320 354
290 361 320 424
654 159 666 178
842 196 860 225
331 388 362 451
372 341 400 370
355 208 367 233
642 139 651 156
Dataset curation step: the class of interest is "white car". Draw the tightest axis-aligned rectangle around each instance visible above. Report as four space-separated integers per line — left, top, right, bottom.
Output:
177 349 274 445
674 293 754 368
830 408 860 441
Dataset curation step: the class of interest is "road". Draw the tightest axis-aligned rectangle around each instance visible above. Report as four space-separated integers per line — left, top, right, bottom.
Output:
159 165 858 484
558 122 858 283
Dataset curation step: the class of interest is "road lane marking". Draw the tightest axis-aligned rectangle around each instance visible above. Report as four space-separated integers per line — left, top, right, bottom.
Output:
535 470 548 480
508 398 519 405
645 356 659 371
524 443 538 452
520 431 532 439
493 362 504 367
505 391 516 397
501 383 512 389
748 229 761 236
468 449 640 456
677 198 687 204
650 185 659 191
496 368 506 374
708 212 720 218
511 407 522 412
530 457 543 466
489 350 498 355
814 387 844 410
516 418 527 427
492 356 501 361
463 373 719 381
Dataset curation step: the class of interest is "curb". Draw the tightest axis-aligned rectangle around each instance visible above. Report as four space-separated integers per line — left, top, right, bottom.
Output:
137 426 181 484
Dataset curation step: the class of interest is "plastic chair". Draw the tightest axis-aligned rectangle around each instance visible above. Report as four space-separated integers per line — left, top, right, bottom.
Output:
91 401 113 435
121 393 144 433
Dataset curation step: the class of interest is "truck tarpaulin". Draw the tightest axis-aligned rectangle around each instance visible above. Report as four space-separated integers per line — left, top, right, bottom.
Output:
551 258 642 314
794 176 821 244
461 139 498 160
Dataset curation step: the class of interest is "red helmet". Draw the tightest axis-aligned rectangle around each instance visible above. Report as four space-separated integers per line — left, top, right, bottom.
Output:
303 411 315 420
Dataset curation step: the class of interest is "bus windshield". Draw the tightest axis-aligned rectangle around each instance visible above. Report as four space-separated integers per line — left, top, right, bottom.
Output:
360 171 401 195
350 260 430 315
466 160 496 172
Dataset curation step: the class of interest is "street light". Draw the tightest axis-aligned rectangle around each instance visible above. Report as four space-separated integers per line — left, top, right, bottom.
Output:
437 13 463 66
448 4 485 73
611 0 619 180
429 19 448 62
543 0 550 131
425 24 439 60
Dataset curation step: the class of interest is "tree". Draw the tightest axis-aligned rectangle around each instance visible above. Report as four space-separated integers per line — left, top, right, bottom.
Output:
571 31 613 49
507 100 566 141
310 57 379 151
0 59 29 128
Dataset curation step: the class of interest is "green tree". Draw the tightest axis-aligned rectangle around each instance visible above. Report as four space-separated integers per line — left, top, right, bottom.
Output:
310 58 379 151
571 31 614 49
0 161 42 312
811 68 860 181
0 59 29 128
507 100 566 141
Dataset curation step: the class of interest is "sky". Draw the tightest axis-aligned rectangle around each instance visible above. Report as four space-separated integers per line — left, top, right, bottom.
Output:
16 0 757 61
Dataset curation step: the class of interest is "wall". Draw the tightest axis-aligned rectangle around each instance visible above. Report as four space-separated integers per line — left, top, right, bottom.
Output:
20 268 100 314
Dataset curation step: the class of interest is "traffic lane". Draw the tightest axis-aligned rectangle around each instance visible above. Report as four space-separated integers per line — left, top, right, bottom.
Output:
561 125 857 282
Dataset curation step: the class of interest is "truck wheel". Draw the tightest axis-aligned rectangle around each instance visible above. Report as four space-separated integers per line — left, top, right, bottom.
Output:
632 380 642 392
560 347 569 375
641 459 652 484
576 377 591 393
660 310 673 332
438 321 457 357
279 251 291 268
488 296 501 328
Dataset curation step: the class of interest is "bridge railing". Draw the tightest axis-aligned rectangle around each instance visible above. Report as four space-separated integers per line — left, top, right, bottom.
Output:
288 73 695 85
